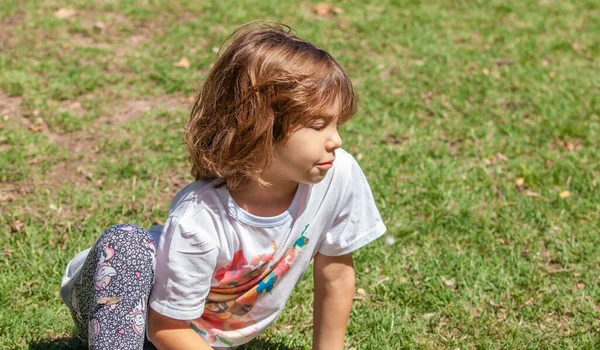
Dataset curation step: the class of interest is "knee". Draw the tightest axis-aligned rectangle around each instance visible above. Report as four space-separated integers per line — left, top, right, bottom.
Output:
96 224 157 263
101 224 151 242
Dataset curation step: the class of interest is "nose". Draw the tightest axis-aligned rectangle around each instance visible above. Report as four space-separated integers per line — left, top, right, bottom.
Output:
327 128 343 151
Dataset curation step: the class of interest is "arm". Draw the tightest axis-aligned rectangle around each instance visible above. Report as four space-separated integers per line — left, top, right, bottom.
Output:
312 252 355 350
147 308 213 350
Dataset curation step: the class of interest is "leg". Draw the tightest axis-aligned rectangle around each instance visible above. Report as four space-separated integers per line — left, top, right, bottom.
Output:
69 224 157 349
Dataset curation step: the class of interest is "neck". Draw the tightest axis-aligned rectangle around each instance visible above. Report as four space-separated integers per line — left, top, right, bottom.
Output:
229 178 299 217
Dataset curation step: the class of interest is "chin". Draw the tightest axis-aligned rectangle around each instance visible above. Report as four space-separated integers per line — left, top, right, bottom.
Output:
303 175 327 185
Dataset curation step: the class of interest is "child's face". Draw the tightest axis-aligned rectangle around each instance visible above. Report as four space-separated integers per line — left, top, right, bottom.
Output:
266 113 342 186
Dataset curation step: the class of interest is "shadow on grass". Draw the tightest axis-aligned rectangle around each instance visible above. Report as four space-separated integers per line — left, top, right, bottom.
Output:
29 336 300 349
29 336 85 350
238 338 300 350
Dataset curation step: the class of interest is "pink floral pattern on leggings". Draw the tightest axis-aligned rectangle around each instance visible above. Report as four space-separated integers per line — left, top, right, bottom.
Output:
68 224 158 349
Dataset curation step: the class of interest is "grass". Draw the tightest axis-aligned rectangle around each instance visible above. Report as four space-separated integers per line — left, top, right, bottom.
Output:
1 0 599 349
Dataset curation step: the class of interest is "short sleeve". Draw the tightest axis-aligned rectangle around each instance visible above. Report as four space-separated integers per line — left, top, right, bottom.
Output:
148 212 219 320
318 154 386 256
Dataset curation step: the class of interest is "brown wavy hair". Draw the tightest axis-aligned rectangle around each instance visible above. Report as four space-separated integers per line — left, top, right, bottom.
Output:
185 21 357 190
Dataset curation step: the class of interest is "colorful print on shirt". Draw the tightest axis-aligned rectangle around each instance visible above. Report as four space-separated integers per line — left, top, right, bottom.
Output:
188 225 310 345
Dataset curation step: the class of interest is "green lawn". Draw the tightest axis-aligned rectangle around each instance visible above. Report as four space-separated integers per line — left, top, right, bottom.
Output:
1 0 599 349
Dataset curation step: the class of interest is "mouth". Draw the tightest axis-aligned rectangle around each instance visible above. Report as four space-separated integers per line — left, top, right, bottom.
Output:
316 159 334 165
315 159 335 168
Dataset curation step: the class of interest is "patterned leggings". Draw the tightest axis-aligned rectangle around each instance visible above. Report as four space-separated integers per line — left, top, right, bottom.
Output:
68 224 158 349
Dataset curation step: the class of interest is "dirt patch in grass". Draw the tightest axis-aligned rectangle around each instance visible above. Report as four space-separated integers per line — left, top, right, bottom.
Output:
71 9 155 49
57 99 88 118
1 92 191 228
2 86 190 188
95 96 186 126
0 12 25 49
0 90 30 204
0 90 23 123
42 95 189 187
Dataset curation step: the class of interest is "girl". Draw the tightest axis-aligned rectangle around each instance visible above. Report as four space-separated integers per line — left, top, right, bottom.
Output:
61 21 386 349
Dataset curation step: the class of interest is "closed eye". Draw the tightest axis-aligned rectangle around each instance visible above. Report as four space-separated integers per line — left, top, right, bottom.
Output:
310 119 326 131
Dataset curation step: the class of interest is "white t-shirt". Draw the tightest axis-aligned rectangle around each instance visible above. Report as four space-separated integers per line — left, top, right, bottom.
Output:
148 148 385 347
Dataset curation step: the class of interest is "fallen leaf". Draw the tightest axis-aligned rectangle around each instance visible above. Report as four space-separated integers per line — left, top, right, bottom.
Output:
386 134 402 145
522 298 534 306
313 3 330 15
515 178 524 192
495 59 515 66
546 267 575 274
495 152 508 162
53 7 76 19
412 59 426 66
423 312 436 320
525 190 540 197
313 3 343 16
173 57 191 69
1 247 15 257
562 140 575 151
23 280 38 289
573 282 585 291
77 166 93 180
97 295 123 305
11 220 25 233
330 6 343 14
441 276 455 287
489 299 502 307
559 190 570 199
28 124 44 132
373 277 390 287
356 288 366 296
93 21 106 32
545 159 553 168
398 276 408 283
